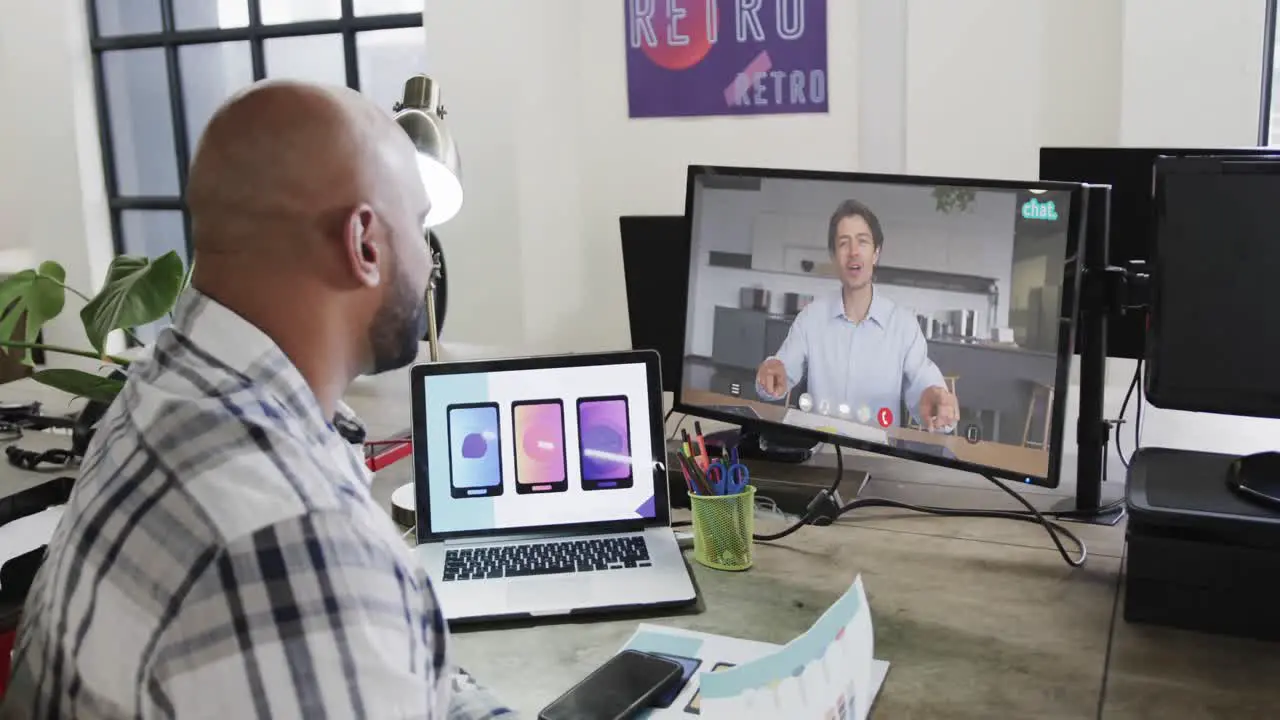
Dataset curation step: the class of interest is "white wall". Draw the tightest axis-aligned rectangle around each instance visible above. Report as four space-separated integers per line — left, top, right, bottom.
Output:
1119 0 1268 146
0 0 116 364
424 0 861 352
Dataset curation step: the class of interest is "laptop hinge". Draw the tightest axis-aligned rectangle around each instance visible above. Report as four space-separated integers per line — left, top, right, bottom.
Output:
441 527 647 546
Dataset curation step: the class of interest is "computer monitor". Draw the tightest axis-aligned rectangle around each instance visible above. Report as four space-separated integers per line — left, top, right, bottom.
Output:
1146 155 1280 417
1039 147 1277 359
620 215 688 393
675 166 1088 488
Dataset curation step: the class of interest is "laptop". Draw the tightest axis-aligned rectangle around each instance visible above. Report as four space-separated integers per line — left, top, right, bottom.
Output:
410 350 698 624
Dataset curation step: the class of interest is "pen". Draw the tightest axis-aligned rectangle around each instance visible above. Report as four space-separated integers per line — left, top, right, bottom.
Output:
676 451 697 495
680 452 712 496
676 453 696 495
693 422 709 470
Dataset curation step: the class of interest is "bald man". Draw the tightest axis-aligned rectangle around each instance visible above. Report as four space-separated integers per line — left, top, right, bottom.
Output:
2 82 513 719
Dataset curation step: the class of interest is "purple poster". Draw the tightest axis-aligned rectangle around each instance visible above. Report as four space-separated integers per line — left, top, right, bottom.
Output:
624 0 828 119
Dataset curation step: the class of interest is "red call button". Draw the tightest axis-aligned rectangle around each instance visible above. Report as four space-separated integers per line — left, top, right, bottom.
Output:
876 407 893 428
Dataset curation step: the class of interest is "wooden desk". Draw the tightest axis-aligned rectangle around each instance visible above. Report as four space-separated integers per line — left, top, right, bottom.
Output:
1 349 1277 718
681 388 1050 477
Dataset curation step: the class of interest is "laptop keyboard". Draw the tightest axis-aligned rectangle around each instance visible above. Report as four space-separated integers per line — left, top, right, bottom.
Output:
441 535 651 582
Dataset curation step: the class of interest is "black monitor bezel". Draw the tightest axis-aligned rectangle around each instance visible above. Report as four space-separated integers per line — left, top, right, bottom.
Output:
410 349 671 542
672 164 1089 489
1145 154 1280 417
620 215 690 393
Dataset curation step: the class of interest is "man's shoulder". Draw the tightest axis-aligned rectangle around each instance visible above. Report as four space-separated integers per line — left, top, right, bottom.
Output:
88 380 352 540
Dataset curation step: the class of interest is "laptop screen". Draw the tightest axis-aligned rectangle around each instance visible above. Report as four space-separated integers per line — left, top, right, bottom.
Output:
416 359 660 536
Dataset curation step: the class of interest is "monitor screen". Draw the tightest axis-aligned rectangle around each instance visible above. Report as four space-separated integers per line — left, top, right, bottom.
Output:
677 167 1083 486
414 358 662 537
1146 156 1280 417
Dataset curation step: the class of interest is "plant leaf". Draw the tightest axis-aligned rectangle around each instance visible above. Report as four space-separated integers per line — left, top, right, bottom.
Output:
0 262 68 365
80 252 185 354
31 368 125 405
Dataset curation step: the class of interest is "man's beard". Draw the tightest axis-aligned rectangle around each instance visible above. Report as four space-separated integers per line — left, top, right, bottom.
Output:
367 262 429 374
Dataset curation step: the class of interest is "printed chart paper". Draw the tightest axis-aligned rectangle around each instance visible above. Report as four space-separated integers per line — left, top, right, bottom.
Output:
620 575 886 718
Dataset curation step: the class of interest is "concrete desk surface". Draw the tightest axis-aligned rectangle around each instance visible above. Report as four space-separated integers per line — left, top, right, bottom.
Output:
2 349 1279 718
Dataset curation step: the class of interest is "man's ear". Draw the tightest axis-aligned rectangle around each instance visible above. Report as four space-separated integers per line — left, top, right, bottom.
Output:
345 205 381 288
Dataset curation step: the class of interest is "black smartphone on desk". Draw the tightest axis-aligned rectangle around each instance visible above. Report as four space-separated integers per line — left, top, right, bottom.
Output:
538 649 684 720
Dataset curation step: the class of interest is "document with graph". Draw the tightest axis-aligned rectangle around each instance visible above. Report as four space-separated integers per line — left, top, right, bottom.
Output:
620 575 886 719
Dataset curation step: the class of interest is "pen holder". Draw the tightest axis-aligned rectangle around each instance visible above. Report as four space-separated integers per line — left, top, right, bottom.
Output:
689 485 755 571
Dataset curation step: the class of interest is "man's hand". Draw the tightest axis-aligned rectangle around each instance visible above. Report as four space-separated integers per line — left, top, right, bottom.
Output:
919 385 959 432
756 358 788 400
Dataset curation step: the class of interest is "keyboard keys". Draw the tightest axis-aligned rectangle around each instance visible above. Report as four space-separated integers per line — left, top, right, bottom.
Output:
441 536 650 581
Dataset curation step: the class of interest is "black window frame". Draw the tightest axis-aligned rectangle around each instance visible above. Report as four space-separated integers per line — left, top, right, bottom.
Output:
86 0 425 262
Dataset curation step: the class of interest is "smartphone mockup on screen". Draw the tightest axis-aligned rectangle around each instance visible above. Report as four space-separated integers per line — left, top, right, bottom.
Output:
538 650 683 720
512 399 568 494
576 395 633 490
446 402 503 499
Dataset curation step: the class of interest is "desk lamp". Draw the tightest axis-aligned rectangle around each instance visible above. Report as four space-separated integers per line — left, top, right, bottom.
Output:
392 74 462 362
379 76 462 524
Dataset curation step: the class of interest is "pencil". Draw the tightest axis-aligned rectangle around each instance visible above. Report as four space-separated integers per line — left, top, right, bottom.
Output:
680 453 712 496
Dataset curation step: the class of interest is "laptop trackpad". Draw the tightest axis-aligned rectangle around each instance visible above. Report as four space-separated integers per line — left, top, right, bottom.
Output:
507 576 592 612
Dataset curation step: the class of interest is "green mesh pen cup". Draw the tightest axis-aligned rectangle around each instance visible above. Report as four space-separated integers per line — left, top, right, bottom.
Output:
689 485 755 571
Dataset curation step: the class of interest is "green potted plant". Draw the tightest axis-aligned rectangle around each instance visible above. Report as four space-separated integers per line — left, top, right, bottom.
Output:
0 251 189 404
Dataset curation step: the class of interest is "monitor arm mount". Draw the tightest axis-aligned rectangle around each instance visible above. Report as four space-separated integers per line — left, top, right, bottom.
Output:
1070 184 1150 522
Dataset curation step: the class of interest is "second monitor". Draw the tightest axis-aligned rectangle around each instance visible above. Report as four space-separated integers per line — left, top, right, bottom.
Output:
676 166 1088 488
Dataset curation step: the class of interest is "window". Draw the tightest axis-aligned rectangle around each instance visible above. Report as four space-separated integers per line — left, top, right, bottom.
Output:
88 0 427 263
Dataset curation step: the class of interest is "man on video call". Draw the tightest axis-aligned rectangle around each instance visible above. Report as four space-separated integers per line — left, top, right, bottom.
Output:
756 199 960 431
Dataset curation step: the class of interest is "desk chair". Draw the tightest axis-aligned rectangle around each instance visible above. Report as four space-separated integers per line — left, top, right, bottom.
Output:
1021 382 1055 448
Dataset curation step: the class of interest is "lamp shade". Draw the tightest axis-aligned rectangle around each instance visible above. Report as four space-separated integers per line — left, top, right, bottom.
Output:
394 75 462 227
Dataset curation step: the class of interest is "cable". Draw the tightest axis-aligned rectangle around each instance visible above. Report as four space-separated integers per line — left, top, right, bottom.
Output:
751 446 1088 567
666 412 687 443
1134 358 1144 461
1115 360 1139 468
751 443 844 542
6 445 76 471
1111 356 1141 468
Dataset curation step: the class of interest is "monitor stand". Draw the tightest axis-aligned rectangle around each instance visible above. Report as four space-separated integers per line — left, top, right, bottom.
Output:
1227 451 1280 511
704 427 816 464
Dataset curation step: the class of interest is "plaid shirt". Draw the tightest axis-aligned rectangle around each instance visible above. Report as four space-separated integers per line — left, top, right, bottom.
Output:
2 291 514 719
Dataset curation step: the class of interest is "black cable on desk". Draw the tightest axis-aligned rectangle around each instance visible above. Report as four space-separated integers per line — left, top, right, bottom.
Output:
751 444 845 542
752 446 1089 567
666 412 687 443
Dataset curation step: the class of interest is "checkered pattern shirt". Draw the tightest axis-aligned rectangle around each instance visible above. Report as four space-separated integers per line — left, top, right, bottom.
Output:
2 291 514 719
